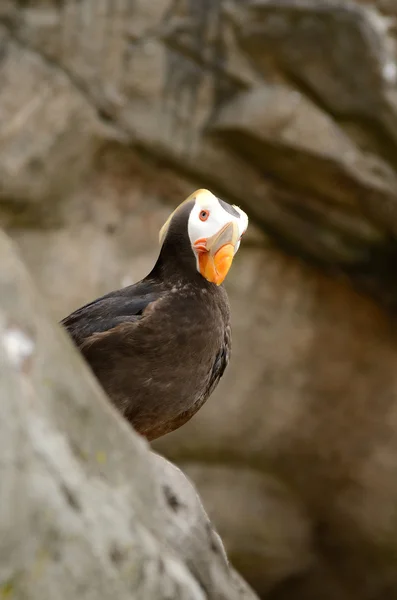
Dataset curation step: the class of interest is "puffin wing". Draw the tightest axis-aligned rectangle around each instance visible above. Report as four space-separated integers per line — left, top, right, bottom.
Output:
61 282 164 422
61 282 159 348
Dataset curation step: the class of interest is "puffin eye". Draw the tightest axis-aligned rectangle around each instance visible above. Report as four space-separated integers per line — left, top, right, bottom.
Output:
199 209 210 222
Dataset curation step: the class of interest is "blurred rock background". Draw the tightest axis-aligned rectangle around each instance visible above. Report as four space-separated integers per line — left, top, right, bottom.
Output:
2 1 397 598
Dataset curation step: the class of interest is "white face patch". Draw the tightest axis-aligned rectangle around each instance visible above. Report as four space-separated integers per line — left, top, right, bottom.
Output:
187 190 248 271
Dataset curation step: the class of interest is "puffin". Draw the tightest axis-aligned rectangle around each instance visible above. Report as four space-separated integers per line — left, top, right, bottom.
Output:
61 189 248 441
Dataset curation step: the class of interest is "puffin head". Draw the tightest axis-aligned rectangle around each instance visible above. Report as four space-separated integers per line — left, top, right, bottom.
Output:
159 189 248 285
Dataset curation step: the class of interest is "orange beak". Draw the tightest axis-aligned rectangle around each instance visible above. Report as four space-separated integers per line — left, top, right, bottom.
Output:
193 222 239 285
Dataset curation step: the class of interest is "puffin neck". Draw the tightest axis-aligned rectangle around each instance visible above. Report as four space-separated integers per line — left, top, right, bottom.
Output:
150 233 205 287
149 198 209 287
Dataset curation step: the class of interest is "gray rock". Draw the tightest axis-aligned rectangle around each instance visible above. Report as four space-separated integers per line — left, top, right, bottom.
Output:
0 25 101 221
3 0 397 283
210 83 397 236
235 0 396 120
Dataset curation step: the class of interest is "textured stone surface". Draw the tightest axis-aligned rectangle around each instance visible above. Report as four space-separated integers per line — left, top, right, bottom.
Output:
2 0 397 282
0 229 258 600
0 24 101 220
3 1 397 599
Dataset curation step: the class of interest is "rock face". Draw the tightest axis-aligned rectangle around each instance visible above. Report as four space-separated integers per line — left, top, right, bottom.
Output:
3 1 397 599
3 0 397 302
0 230 258 600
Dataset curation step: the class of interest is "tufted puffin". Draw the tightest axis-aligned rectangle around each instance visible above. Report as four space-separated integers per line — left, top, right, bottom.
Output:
61 189 248 441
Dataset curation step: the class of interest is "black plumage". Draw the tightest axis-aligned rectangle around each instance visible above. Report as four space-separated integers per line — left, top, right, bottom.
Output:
61 194 244 441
